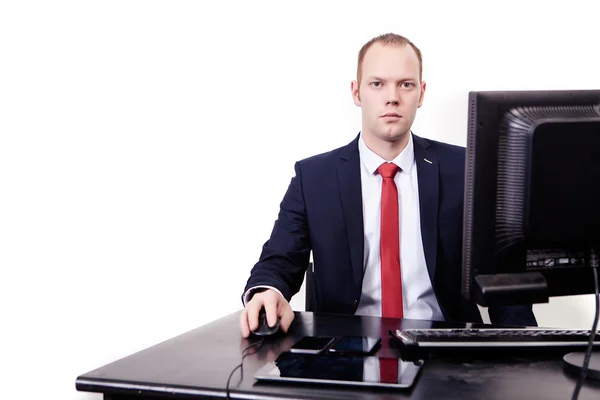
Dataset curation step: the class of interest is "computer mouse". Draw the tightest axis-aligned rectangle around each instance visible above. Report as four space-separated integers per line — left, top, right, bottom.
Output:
252 307 280 337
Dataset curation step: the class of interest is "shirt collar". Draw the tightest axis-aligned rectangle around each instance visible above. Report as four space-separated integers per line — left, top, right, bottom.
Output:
358 132 415 175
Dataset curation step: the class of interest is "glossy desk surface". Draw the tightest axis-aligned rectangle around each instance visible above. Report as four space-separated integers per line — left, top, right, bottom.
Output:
76 311 600 399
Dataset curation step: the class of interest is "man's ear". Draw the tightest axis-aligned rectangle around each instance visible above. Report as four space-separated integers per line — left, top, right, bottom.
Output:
351 80 361 106
418 80 426 108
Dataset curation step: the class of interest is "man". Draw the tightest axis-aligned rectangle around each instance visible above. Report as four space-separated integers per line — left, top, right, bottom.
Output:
240 33 537 338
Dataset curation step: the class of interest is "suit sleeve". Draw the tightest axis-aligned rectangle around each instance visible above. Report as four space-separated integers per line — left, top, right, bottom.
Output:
488 305 538 327
241 161 312 303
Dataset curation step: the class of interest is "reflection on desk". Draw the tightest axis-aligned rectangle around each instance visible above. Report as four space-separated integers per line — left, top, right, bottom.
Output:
254 351 421 389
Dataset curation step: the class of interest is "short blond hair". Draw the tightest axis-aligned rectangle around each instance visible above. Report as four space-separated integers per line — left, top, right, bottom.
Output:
357 33 423 84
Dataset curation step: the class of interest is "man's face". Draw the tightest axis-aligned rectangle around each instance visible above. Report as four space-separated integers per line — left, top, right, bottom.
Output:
351 43 425 143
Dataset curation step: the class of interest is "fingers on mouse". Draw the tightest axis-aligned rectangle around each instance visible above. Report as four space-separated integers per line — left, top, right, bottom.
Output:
252 307 281 337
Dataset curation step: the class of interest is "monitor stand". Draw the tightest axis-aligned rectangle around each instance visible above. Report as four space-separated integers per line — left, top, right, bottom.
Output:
563 352 600 380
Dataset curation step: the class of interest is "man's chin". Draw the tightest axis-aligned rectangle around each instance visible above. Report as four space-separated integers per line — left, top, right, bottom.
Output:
378 129 409 143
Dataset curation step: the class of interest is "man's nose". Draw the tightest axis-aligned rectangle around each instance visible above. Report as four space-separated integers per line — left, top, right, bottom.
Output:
386 89 400 106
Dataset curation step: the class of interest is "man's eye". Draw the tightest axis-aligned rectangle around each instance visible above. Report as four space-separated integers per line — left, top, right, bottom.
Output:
402 82 415 88
371 82 382 88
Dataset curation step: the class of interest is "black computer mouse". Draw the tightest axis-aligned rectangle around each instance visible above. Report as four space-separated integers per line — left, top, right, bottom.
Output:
252 307 280 337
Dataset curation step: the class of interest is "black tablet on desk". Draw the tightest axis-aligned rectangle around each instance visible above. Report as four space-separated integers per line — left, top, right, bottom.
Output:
254 351 423 389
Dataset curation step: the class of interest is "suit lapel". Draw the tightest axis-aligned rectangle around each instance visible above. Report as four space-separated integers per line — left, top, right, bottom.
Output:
413 134 439 283
337 136 364 293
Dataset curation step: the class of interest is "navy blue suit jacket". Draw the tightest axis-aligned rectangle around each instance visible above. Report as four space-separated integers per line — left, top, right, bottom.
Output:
244 134 537 326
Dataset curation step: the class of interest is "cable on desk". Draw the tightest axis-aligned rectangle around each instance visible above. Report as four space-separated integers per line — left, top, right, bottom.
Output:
225 337 265 400
571 247 599 400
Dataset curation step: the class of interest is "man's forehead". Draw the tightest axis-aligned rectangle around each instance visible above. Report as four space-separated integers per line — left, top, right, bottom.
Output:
362 59 420 80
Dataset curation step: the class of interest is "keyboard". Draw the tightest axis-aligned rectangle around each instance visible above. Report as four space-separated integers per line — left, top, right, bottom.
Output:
390 328 599 348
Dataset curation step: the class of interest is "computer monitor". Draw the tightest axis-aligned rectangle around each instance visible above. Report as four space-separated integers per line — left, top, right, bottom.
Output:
461 89 600 308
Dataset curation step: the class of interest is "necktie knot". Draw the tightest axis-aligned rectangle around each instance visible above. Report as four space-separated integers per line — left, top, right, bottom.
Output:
377 162 399 179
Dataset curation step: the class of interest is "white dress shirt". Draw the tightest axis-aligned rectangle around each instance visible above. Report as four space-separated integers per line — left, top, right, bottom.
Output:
356 132 444 321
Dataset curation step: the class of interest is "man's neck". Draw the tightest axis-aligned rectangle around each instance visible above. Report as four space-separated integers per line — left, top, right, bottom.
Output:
361 131 410 161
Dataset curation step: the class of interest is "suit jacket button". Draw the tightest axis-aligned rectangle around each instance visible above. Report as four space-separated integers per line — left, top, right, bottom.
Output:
354 300 358 305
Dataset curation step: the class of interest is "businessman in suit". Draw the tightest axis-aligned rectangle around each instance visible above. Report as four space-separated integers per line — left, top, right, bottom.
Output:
240 33 537 338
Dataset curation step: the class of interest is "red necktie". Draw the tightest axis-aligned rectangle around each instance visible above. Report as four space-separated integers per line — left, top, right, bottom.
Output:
377 162 403 318
379 357 399 383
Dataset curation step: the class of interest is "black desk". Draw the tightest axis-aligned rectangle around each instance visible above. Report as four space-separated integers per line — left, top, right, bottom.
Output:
76 311 600 399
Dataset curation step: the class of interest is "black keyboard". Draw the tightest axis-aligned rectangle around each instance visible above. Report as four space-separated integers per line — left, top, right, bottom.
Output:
390 328 599 348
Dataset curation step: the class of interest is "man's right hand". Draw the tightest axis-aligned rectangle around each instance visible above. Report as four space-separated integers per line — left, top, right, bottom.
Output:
239 289 295 338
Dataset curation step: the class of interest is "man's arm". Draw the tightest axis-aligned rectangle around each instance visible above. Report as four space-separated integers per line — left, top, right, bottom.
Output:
242 161 312 303
488 305 538 327
239 162 312 337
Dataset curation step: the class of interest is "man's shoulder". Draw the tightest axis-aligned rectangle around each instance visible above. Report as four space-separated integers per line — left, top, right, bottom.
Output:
296 136 358 170
415 134 465 159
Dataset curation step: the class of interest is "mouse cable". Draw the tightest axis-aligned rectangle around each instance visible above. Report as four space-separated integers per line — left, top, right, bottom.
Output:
225 337 265 399
571 247 599 400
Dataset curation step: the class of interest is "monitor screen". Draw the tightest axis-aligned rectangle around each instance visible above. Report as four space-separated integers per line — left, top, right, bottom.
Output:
461 89 600 307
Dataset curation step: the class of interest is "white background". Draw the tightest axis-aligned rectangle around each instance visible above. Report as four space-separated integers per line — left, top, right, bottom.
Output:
1 1 599 399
